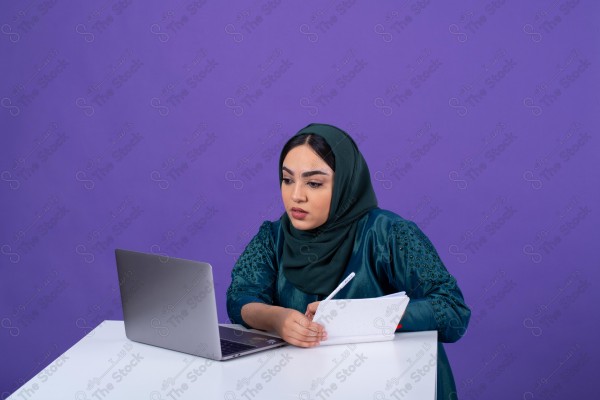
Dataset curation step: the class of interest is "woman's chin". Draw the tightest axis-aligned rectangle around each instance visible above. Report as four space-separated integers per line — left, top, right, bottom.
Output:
290 218 326 231
290 220 312 230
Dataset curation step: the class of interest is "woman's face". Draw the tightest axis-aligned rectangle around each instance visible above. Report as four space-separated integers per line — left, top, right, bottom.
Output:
281 144 334 230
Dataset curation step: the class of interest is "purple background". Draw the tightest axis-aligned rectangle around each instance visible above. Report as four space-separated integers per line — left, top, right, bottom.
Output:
1 1 598 398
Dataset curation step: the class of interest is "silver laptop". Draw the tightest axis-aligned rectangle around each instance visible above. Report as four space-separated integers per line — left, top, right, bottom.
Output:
115 249 286 360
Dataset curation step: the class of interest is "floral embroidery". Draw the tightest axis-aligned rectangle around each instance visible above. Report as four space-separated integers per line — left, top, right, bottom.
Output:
392 220 467 341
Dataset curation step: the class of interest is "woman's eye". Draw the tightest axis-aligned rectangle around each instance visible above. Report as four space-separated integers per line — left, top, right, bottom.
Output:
307 182 322 188
282 178 292 185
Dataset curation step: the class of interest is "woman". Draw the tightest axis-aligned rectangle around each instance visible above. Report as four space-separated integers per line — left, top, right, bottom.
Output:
226 123 470 399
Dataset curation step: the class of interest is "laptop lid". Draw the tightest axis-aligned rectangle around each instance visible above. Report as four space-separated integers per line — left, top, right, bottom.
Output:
115 249 223 360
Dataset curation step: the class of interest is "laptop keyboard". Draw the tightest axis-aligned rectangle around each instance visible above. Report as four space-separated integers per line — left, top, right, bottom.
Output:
220 339 256 356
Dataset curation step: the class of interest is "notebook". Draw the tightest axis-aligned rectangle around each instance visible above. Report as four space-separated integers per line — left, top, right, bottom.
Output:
313 292 410 345
115 249 286 360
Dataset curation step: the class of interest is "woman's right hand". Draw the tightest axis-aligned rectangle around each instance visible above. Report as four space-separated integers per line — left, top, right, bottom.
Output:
271 307 326 348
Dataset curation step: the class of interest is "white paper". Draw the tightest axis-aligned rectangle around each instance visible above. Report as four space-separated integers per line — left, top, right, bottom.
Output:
313 292 409 346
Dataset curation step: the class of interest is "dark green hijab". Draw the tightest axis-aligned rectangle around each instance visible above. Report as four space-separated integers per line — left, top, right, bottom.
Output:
278 123 378 295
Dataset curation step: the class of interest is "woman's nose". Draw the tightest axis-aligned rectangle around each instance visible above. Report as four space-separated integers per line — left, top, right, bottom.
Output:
291 183 306 202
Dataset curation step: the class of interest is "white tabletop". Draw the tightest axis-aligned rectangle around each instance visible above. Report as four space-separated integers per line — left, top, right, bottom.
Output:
8 321 437 400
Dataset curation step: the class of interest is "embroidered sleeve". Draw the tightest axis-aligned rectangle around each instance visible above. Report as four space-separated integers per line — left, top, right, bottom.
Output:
226 221 277 327
391 220 471 343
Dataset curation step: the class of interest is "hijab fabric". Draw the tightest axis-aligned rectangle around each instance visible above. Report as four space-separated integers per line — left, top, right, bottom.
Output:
279 123 378 295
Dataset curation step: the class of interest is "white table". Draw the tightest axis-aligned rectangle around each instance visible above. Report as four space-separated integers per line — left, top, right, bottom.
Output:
8 321 437 400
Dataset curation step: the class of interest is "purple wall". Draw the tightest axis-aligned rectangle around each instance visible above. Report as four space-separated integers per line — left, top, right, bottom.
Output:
1 1 598 398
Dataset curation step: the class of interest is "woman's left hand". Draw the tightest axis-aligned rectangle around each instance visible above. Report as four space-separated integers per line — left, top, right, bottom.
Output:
305 301 320 321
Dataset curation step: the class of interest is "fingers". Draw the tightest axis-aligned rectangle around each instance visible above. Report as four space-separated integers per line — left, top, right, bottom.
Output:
284 314 326 348
273 307 327 348
285 336 321 348
304 301 320 320
295 320 325 340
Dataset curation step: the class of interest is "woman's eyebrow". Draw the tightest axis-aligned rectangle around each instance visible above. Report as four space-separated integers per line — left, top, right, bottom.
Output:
282 166 330 177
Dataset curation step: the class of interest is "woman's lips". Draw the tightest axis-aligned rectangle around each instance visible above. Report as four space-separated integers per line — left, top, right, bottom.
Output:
291 208 308 220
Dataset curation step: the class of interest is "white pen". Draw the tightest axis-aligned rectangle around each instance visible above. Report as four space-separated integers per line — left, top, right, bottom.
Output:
323 272 355 301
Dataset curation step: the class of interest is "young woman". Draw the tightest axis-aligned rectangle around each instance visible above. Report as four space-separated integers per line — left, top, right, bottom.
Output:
227 123 470 399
